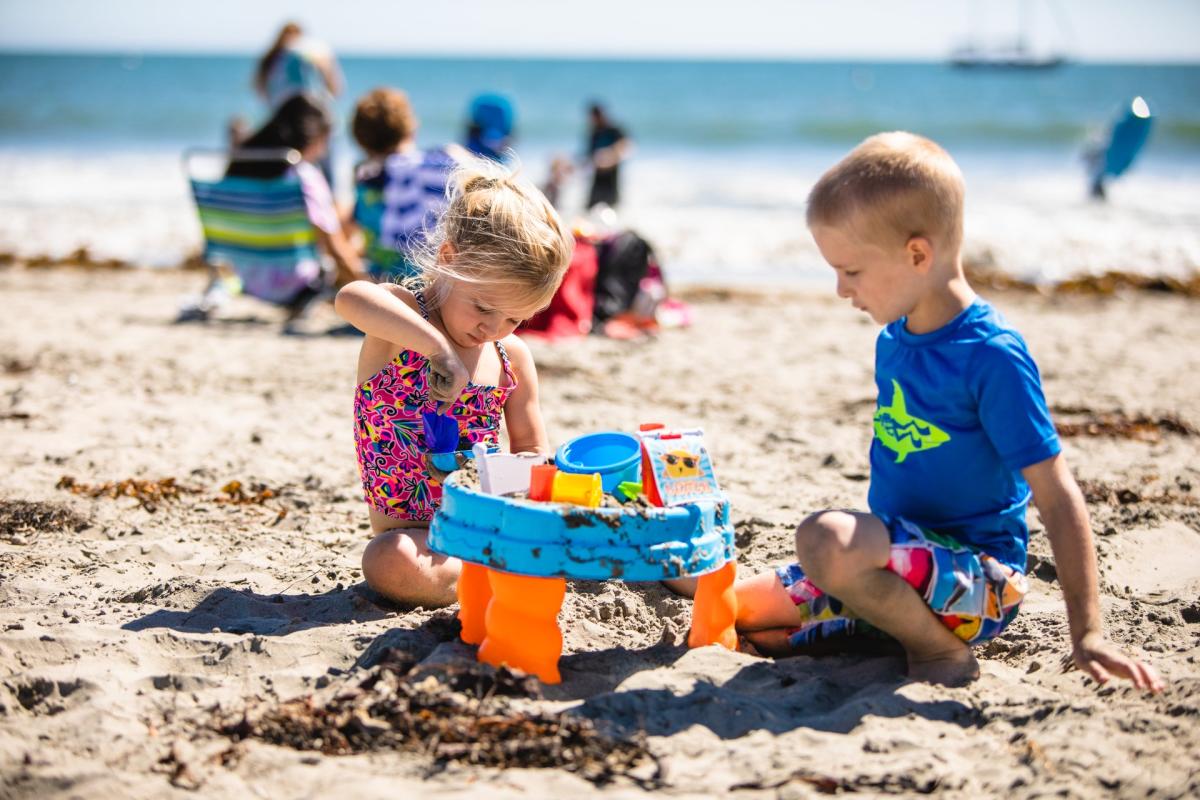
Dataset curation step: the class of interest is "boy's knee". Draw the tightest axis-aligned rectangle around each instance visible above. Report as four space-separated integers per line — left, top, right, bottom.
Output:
794 510 859 585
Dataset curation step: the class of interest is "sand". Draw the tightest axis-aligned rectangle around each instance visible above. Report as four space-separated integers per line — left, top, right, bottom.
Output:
1 265 1198 799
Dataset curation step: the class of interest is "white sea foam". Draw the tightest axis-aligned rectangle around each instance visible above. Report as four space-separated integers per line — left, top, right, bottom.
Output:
1 147 1197 285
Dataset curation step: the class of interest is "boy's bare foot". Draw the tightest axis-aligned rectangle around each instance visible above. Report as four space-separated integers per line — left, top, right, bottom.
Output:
907 644 980 687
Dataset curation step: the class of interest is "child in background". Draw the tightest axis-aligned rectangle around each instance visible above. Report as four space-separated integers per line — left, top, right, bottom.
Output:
335 156 574 606
225 95 363 288
200 95 363 321
732 132 1163 690
348 88 462 282
541 155 574 210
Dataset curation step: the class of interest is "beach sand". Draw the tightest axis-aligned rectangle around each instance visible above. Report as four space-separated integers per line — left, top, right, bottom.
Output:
1 265 1198 798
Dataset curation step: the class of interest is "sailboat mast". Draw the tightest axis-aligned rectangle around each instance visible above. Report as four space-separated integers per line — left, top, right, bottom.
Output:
1018 0 1032 55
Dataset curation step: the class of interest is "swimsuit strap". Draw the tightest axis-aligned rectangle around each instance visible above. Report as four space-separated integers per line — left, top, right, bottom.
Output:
495 340 515 383
414 288 430 320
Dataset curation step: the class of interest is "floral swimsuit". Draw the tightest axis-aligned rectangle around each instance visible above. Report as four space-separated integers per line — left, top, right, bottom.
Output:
353 290 516 521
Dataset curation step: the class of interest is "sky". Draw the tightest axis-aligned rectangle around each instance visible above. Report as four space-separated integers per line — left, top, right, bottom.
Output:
1 0 1198 62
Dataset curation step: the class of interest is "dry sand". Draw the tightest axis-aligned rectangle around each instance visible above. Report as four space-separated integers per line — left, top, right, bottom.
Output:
1 265 1198 799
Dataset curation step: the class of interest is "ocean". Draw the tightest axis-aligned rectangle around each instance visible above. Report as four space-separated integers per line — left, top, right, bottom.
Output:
1 53 1198 284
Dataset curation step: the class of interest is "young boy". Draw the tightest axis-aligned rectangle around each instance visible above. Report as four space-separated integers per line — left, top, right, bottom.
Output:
734 132 1163 689
348 87 463 281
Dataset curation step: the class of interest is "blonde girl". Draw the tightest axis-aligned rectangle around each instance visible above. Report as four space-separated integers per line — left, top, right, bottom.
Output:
335 157 574 606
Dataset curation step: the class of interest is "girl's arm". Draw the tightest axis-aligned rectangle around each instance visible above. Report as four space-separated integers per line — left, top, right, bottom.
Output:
297 163 365 284
1024 453 1164 692
500 335 550 454
334 282 469 404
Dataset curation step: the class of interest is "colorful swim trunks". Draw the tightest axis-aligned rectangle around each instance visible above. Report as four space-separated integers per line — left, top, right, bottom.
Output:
775 515 1028 648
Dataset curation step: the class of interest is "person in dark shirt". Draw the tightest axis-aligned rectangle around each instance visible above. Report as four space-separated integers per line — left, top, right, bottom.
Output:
585 103 632 210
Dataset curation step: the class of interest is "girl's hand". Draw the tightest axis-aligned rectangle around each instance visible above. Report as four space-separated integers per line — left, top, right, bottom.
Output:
428 348 470 408
1071 630 1165 693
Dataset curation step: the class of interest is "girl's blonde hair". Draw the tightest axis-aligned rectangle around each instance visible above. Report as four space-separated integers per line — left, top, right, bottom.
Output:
406 156 574 315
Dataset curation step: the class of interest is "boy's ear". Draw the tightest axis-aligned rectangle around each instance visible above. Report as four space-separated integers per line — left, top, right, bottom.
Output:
906 236 934 274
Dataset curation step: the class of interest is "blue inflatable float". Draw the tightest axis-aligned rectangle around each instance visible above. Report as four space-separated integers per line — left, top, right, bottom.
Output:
1088 96 1153 198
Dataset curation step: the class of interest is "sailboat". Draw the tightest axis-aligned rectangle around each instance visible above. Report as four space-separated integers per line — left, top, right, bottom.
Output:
950 0 1070 70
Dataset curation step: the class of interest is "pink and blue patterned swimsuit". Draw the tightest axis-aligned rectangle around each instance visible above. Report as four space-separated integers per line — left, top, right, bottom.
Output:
353 290 516 521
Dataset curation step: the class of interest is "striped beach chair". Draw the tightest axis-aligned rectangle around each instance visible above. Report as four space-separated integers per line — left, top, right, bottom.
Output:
186 148 324 307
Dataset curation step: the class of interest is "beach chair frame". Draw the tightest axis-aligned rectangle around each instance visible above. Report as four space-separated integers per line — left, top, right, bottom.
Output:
183 148 326 309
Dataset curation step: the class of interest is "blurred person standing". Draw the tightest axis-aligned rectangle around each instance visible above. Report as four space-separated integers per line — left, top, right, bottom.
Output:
584 102 632 210
252 22 344 187
253 22 343 113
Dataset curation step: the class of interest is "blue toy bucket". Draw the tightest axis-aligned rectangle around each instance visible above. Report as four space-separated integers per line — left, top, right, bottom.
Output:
555 431 641 492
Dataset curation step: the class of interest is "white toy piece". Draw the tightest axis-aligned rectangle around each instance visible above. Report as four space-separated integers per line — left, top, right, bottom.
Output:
472 443 545 496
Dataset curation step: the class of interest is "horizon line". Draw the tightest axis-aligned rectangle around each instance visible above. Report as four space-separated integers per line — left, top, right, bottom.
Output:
1 45 1198 67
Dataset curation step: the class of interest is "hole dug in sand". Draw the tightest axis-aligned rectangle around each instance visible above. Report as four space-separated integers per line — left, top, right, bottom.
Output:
1 676 91 716
1102 521 1200 600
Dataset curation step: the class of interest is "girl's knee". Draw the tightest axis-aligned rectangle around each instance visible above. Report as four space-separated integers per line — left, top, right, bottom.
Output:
361 532 457 607
362 532 413 579
734 570 797 631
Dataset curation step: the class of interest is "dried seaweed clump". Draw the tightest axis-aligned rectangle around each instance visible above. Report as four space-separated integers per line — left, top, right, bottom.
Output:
964 262 1200 298
215 480 278 505
216 651 658 787
0 500 89 543
56 475 200 512
1077 479 1199 508
1053 407 1197 443
1055 270 1200 298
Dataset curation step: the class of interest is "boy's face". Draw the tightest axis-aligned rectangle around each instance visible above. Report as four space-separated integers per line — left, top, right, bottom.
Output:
810 222 923 326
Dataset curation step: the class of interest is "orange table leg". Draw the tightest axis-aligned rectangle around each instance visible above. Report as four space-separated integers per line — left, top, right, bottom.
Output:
457 560 492 645
689 560 738 650
477 570 566 684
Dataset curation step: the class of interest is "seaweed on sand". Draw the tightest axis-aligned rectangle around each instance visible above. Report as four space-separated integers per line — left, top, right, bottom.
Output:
215 651 660 787
56 475 201 513
964 262 1200 298
0 499 89 543
1052 407 1197 442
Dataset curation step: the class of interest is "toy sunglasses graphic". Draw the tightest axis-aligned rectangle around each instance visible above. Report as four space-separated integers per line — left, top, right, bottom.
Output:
664 453 698 469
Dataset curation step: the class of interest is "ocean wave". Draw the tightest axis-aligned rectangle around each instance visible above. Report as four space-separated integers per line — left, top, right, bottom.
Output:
0 148 1196 284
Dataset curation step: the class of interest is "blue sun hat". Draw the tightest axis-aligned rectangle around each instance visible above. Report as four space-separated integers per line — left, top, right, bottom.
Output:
465 93 515 161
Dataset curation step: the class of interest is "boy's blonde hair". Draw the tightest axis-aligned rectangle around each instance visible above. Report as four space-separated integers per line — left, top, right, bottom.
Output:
806 132 965 254
408 156 574 314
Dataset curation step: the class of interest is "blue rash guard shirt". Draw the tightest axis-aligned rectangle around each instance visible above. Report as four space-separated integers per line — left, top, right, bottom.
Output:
868 298 1061 570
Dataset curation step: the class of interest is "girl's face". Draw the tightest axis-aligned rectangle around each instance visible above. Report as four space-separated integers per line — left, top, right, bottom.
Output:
302 133 330 163
436 280 542 349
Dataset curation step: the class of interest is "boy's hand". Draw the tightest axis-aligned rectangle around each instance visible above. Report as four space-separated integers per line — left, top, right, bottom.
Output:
428 349 470 408
1071 630 1164 693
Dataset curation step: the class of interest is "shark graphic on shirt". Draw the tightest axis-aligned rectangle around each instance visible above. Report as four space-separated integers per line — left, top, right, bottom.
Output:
874 379 951 463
